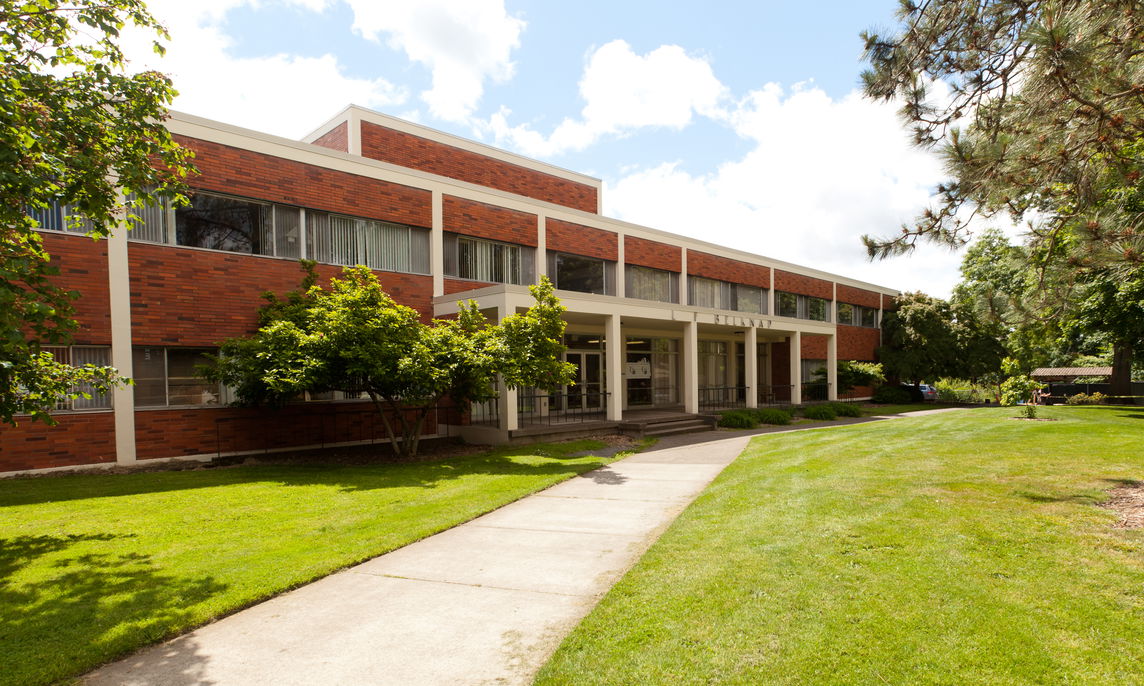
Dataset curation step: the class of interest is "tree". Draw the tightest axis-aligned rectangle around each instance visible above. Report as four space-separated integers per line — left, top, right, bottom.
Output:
878 291 1005 383
812 360 885 394
861 1 1144 271
207 265 576 457
1 0 194 425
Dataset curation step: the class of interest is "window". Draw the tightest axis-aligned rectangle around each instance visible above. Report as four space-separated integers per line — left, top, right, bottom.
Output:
837 302 879 328
625 264 679 303
27 201 94 234
307 211 428 273
547 252 615 295
698 340 729 388
688 276 768 314
132 347 221 408
444 233 535 285
776 291 830 322
801 359 827 383
41 346 113 410
176 193 268 254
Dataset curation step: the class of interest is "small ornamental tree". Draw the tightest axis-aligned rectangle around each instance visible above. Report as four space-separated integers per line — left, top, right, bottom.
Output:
999 357 1043 418
206 265 576 457
813 360 885 395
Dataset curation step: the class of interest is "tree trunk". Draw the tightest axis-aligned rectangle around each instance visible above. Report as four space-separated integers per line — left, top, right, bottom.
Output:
1110 341 1133 398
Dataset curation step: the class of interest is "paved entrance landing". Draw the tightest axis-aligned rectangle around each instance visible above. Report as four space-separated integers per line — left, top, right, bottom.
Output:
84 434 752 686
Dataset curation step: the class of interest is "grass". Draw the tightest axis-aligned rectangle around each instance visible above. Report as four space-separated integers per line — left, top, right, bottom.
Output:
535 406 1144 685
0 439 630 686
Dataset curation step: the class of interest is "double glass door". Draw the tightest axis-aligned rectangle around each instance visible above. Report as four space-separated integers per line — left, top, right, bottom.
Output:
563 351 604 410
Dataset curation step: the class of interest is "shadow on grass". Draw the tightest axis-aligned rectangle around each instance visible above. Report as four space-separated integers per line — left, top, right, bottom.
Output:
0 446 610 508
0 534 226 686
1016 490 1103 504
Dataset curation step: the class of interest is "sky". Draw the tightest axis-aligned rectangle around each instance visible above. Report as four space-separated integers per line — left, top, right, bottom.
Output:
121 0 986 297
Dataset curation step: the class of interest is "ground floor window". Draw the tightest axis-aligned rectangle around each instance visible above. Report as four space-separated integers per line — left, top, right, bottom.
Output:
132 347 221 408
41 346 113 410
698 340 729 389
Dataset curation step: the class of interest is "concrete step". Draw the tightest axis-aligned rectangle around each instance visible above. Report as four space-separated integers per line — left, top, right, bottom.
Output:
620 415 714 438
644 422 713 438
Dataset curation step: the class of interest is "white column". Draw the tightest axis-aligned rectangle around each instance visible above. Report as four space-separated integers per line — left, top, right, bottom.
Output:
768 268 776 316
347 109 362 156
536 215 547 281
827 333 838 401
789 330 802 406
616 233 626 298
107 218 136 465
745 327 758 409
683 320 698 414
496 306 518 431
606 314 623 421
431 190 444 297
679 248 688 306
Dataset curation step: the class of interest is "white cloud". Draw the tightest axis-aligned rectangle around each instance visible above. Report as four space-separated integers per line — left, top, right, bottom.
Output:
603 83 964 297
123 0 406 138
343 0 525 122
485 40 727 157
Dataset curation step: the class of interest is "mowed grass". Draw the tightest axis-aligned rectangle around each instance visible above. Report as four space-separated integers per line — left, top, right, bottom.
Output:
0 439 624 686
536 406 1144 685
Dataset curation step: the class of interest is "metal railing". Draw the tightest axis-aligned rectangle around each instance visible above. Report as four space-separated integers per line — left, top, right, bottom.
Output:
517 391 610 427
699 386 747 412
801 382 832 403
758 384 795 406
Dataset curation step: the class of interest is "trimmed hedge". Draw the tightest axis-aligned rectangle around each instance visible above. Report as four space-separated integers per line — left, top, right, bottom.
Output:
718 410 757 428
802 405 838 421
828 402 862 417
753 408 792 425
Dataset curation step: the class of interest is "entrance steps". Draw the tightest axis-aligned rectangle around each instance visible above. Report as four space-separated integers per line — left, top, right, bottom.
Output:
618 414 715 438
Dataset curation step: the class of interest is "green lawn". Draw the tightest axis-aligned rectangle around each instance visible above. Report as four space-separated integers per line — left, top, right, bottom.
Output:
536 406 1144 685
0 439 627 686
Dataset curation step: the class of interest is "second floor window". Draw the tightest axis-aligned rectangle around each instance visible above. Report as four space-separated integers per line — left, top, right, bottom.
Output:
548 252 615 295
626 264 679 303
444 233 535 285
777 291 830 322
837 302 879 328
689 276 768 314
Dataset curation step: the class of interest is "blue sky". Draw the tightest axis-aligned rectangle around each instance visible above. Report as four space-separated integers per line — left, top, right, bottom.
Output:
127 0 972 296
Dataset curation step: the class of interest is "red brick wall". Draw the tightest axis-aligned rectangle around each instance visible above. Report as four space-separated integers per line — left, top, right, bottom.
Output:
882 294 895 310
41 232 111 344
774 270 833 299
360 122 598 213
546 219 617 260
311 121 348 153
625 236 681 272
687 251 770 289
839 325 880 361
176 135 431 228
444 196 537 246
129 244 434 345
134 403 451 460
837 284 881 308
443 278 494 295
0 413 116 471
802 334 828 359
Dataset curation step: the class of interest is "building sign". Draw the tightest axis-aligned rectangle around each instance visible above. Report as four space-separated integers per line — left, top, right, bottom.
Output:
713 314 773 328
625 358 651 379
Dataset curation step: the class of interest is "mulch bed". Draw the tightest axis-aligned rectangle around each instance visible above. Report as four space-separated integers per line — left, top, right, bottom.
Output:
1103 481 1144 529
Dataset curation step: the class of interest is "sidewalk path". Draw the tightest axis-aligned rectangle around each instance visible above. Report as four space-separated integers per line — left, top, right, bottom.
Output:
83 407 968 685
84 433 753 686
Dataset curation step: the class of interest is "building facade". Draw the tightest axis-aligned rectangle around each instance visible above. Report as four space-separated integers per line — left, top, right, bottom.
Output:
1 106 895 474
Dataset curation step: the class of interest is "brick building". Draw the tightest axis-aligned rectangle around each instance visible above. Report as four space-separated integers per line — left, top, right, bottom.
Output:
2 106 895 474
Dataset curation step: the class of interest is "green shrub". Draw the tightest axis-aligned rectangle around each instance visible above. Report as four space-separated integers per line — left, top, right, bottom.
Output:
828 402 862 417
1066 392 1107 405
802 405 838 421
872 385 911 404
752 408 791 425
718 410 757 429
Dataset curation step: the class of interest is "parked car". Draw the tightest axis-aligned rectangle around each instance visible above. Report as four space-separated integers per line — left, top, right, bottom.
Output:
918 384 938 401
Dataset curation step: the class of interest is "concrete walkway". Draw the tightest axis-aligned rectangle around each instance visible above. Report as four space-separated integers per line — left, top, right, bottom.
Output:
84 432 754 686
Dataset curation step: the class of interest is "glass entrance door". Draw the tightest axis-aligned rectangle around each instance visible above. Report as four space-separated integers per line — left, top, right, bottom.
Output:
565 351 603 410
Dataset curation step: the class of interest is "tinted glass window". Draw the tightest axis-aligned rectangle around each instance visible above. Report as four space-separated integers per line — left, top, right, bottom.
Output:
176 194 266 254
